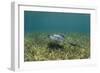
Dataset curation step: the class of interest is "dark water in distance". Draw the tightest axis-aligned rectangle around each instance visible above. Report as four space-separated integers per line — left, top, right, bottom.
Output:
24 11 90 33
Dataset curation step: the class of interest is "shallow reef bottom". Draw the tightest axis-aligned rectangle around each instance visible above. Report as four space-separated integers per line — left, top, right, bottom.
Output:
24 32 90 61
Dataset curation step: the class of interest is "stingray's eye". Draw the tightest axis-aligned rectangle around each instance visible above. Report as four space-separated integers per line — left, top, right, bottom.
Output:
60 34 64 38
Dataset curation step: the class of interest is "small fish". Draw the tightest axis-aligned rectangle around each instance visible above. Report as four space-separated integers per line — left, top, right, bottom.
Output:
68 42 81 47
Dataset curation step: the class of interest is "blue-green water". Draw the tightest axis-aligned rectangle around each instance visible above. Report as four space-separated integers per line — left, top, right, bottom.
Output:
24 11 90 33
24 11 90 61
